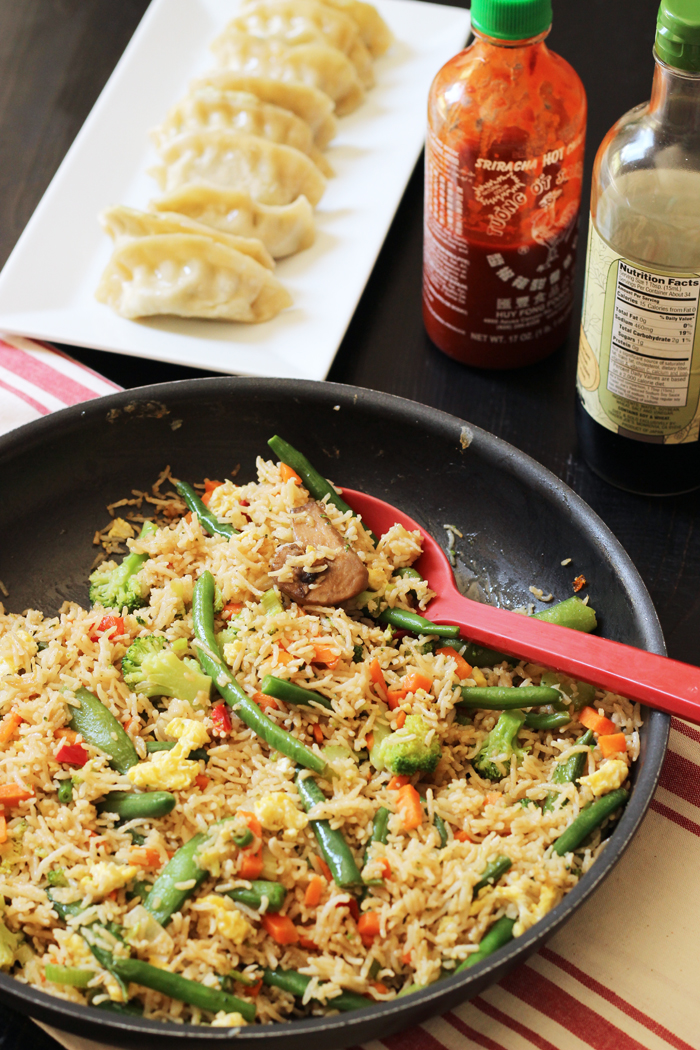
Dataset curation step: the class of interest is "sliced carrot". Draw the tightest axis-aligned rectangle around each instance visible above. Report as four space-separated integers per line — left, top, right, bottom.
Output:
386 688 407 710
276 649 294 666
253 691 279 712
298 933 318 951
184 512 193 524
204 478 224 492
357 912 380 947
222 601 243 620
0 812 6 844
379 858 392 879
249 979 263 998
239 811 262 840
54 726 77 744
0 785 32 806
239 849 263 879
401 950 412 965
579 706 617 735
454 829 472 842
366 732 375 752
0 713 23 747
436 647 473 680
280 463 302 485
131 848 161 868
396 784 423 830
312 643 340 669
599 732 628 757
261 913 299 945
388 775 410 791
123 717 139 733
483 792 501 806
194 774 210 791
200 490 213 507
312 724 324 745
317 856 332 881
369 658 388 701
395 711 406 730
305 875 325 908
371 982 389 995
401 673 432 694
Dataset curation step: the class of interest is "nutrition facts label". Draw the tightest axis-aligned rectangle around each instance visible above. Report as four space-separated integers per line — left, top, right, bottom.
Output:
607 261 700 407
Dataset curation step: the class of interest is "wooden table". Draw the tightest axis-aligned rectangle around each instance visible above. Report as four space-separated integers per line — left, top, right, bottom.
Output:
0 0 697 1045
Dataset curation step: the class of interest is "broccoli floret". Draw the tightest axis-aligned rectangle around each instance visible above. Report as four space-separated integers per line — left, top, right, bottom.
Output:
473 709 527 781
89 521 157 612
122 634 211 702
377 714 441 776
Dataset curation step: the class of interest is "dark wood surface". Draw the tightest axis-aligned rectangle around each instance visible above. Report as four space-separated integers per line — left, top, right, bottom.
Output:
0 0 697 1045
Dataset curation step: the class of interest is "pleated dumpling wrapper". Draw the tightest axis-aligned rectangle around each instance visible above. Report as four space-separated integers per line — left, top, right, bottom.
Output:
100 204 275 270
149 185 315 259
314 0 393 57
189 72 337 148
210 30 364 116
151 88 333 177
228 0 374 88
149 129 326 206
96 233 292 322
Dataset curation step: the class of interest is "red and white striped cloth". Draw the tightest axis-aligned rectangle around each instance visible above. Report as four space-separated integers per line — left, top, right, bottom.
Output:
3 338 695 1050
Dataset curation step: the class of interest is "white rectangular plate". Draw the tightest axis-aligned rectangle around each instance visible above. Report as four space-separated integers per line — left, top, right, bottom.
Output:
0 0 469 380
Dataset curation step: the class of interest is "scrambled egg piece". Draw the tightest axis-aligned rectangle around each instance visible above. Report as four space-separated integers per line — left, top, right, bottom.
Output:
197 821 243 878
254 793 307 840
579 759 628 797
511 885 559 937
211 1011 247 1027
0 629 37 677
127 718 209 791
80 861 138 899
63 933 94 969
106 518 135 540
195 895 251 944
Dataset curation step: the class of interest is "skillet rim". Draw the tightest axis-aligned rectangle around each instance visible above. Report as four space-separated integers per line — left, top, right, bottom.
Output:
0 376 669 1047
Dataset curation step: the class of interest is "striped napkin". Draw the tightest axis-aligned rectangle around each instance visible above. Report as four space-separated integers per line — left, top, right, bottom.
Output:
2 338 695 1050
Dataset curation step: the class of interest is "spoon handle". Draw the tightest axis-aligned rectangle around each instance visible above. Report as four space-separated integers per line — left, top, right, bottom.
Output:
428 593 698 722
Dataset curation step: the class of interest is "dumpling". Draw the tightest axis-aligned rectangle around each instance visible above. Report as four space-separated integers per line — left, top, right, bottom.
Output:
149 130 327 206
95 234 292 322
151 88 333 177
210 30 365 116
100 204 275 269
149 185 315 259
229 0 374 88
190 72 337 147
319 0 392 58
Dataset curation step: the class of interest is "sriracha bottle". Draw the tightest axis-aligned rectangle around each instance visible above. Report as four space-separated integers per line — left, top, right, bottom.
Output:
423 0 586 369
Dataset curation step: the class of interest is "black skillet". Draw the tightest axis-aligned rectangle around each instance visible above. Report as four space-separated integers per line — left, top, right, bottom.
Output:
0 377 668 1049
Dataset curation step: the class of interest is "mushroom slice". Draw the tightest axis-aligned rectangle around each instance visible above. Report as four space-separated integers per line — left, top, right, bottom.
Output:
270 500 369 605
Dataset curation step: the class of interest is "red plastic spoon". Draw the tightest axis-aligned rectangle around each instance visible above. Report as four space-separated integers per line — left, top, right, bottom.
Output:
342 488 700 723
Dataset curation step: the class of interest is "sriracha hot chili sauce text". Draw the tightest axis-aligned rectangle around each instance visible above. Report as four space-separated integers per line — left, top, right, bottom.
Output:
423 0 586 369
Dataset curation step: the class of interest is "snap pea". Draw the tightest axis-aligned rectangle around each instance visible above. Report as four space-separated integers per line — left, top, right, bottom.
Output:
524 712 572 731
260 674 333 710
472 855 512 895
458 641 514 667
541 671 596 711
57 780 73 804
458 686 563 709
44 963 93 988
454 916 516 973
193 572 327 776
142 829 211 926
553 788 629 855
96 790 176 821
535 596 597 632
262 967 369 1012
394 567 423 582
295 770 364 889
376 608 460 639
225 880 286 912
543 729 594 814
175 480 238 540
68 687 138 774
146 740 209 763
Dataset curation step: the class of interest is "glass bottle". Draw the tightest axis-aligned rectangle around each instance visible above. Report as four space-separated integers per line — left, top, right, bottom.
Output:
576 0 700 494
423 0 586 369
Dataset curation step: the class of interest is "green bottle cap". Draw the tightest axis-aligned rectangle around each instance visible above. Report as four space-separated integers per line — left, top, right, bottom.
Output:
656 0 700 71
470 0 552 41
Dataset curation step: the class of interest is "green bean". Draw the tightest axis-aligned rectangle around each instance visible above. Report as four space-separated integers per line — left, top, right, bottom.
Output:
458 640 514 667
175 480 238 540
44 963 94 988
142 829 211 926
295 770 364 889
434 812 448 849
57 780 73 804
232 828 254 848
534 596 597 632
524 712 572 731
459 686 563 709
260 674 333 710
262 967 368 1012
377 608 460 639
362 805 390 884
543 730 594 814
96 790 176 820
454 916 516 972
68 687 138 774
47 891 84 922
225 880 286 913
472 856 512 895
267 436 355 518
394 567 423 582
225 970 261 988
553 788 629 855
146 740 209 762
93 998 144 1016
454 708 472 726
193 572 327 776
